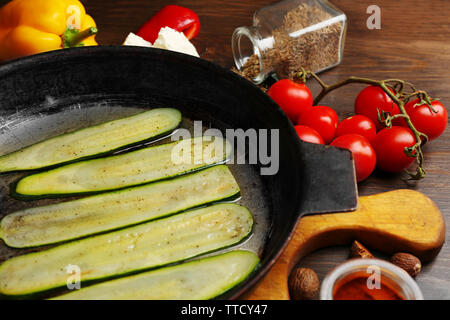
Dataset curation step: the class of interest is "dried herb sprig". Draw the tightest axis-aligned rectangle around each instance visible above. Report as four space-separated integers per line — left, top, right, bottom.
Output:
295 70 437 180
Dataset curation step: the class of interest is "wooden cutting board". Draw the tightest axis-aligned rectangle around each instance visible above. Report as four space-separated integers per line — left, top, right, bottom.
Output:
244 189 446 300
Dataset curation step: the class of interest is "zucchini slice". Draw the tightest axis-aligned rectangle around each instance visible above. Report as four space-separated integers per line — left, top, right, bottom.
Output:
13 136 231 198
0 203 253 297
1 165 239 248
53 251 259 300
0 108 181 173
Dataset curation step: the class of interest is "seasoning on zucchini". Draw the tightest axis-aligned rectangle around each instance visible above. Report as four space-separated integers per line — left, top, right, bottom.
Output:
0 203 253 297
13 136 231 199
52 250 259 300
0 165 239 248
0 108 181 173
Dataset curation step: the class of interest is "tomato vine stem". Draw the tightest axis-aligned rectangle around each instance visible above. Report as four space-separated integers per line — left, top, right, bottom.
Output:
297 70 434 180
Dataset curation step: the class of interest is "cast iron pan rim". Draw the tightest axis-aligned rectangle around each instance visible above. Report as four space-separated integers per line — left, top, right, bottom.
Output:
0 46 305 300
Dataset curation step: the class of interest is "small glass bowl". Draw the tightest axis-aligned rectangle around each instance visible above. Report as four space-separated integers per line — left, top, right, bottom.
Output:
320 258 424 300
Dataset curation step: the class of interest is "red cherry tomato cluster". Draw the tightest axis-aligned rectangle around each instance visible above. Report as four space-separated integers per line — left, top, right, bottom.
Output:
354 86 447 175
267 80 448 182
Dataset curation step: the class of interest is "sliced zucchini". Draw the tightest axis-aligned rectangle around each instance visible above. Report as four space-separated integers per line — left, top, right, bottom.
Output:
0 203 253 297
13 136 231 198
1 165 239 248
0 108 181 173
52 251 259 300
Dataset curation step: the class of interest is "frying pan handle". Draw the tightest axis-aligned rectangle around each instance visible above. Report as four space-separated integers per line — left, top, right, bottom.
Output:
242 189 445 300
295 142 358 216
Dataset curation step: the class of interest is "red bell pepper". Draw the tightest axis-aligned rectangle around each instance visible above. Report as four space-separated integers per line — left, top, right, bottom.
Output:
137 5 200 43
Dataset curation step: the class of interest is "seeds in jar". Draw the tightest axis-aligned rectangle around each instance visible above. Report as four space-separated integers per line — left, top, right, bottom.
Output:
239 2 345 81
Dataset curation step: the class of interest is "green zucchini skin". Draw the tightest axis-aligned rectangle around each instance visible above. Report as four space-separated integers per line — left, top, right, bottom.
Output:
12 136 231 199
0 203 254 297
0 165 240 248
52 250 259 300
0 108 181 174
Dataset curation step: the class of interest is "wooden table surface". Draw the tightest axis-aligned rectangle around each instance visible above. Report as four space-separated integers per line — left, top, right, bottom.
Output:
1 0 449 299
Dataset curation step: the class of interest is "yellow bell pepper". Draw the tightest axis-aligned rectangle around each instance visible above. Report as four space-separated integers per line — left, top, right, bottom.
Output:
0 0 98 62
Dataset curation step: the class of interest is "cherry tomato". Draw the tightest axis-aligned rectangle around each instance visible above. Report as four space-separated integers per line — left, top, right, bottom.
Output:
330 134 376 182
336 115 377 142
355 86 400 131
267 79 313 123
297 106 338 144
371 126 416 173
294 125 325 145
401 99 448 141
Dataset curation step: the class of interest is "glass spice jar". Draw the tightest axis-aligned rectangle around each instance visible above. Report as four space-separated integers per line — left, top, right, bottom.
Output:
232 0 347 84
320 259 424 300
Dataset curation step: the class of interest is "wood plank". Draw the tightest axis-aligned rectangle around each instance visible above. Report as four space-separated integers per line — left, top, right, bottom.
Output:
244 190 445 299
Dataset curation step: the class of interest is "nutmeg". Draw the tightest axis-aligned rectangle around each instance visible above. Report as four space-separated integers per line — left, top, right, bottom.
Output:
349 240 374 259
390 253 422 277
288 267 319 300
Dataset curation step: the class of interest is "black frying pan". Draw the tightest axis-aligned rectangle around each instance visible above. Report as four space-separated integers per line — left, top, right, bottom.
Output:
0 46 356 299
